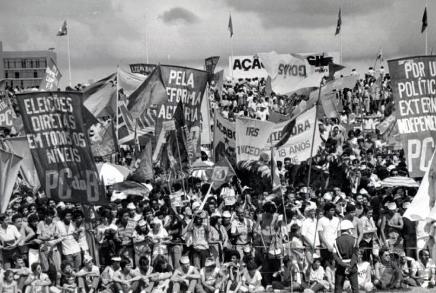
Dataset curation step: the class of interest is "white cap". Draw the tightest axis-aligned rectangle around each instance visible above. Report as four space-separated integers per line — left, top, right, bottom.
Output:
359 188 368 195
56 202 66 209
222 211 232 218
340 220 354 231
84 255 93 263
180 256 190 264
111 256 122 262
323 192 333 201
192 201 201 210
387 202 397 211
127 202 136 210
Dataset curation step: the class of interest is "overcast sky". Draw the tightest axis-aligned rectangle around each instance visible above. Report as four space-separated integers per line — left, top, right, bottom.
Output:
0 0 431 87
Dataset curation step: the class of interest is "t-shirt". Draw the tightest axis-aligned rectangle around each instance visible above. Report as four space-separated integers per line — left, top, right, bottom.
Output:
357 261 371 284
242 269 262 287
200 267 220 286
0 225 21 245
317 216 340 248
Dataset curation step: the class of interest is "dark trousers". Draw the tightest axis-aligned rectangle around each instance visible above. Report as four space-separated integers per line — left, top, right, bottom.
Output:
335 267 358 293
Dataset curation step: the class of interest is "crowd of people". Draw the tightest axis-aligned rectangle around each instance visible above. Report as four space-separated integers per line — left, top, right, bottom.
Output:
0 65 435 293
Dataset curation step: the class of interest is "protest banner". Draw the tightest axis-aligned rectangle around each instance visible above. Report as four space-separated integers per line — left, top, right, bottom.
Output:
213 111 236 162
40 58 62 91
0 149 22 212
258 51 338 94
388 56 436 177
257 52 308 94
229 55 268 79
270 106 322 164
235 118 274 162
0 99 15 129
154 65 208 162
129 63 157 76
16 91 106 204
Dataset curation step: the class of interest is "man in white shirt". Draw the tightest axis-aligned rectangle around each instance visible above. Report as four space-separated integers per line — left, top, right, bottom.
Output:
318 203 340 264
55 209 82 271
301 205 319 249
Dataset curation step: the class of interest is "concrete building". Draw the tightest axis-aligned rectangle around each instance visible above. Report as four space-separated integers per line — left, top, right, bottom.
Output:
0 41 57 89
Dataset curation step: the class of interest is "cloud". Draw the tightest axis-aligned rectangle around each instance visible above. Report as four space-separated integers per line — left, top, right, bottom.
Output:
226 0 393 29
159 7 200 25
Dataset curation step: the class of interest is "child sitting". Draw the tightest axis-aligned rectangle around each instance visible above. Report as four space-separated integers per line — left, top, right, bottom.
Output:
0 270 18 293
304 254 329 293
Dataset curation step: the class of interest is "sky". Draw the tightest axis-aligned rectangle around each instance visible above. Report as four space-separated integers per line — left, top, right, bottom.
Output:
0 0 432 87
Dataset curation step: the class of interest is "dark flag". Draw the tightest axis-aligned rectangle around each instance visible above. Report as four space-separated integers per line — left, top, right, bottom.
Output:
56 20 67 36
335 8 342 36
228 13 234 37
422 7 428 33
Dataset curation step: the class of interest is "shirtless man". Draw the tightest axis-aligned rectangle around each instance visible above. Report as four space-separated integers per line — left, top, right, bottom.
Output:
380 202 403 246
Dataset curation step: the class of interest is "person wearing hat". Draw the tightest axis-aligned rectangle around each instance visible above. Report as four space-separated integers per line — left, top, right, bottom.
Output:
127 202 141 222
333 220 358 293
301 204 319 250
200 257 223 293
76 255 100 293
148 218 170 261
182 210 209 268
100 256 122 291
380 201 403 247
171 255 201 293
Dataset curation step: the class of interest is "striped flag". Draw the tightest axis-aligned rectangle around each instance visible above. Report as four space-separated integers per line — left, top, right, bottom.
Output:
422 7 428 33
335 8 342 36
228 13 234 37
56 20 67 36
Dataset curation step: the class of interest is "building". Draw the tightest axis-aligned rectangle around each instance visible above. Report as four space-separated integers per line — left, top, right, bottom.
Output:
0 41 57 89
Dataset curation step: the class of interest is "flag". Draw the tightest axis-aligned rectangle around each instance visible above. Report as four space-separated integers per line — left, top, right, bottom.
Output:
335 8 342 36
228 13 234 37
83 73 117 118
56 20 67 36
0 149 22 212
422 7 428 33
270 147 280 190
275 118 297 148
127 65 168 121
376 48 384 63
40 58 62 91
128 134 154 183
1 137 39 189
212 156 236 189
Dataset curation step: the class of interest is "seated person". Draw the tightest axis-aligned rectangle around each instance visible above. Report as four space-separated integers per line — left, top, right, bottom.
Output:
240 260 264 293
416 249 436 288
0 270 18 293
374 248 402 289
149 255 173 293
112 259 137 293
100 256 121 292
75 256 100 293
200 258 224 293
344 250 373 292
271 255 302 291
222 252 242 293
11 254 30 292
24 262 51 293
399 251 419 287
61 272 79 293
171 256 201 293
305 255 329 293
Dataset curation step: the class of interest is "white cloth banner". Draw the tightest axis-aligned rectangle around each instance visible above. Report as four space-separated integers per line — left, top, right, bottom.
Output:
229 55 268 79
258 51 339 94
236 118 274 162
271 106 322 164
404 151 436 221
258 51 308 95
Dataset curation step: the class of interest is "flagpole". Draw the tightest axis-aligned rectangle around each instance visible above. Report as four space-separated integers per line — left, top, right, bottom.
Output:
229 11 234 80
115 66 120 142
426 0 428 55
174 130 188 196
67 25 72 87
306 80 322 187
145 28 149 63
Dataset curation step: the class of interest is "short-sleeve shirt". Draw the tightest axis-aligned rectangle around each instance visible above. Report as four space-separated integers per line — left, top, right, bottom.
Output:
0 225 21 245
231 219 252 245
317 216 340 248
55 221 81 255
